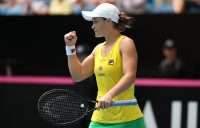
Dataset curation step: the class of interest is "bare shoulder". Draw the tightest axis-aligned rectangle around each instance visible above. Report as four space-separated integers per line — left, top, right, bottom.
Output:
91 43 104 55
120 36 136 50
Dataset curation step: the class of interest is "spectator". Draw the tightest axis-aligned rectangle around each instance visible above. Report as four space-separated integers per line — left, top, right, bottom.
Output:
0 58 17 76
159 39 186 78
152 0 200 14
76 44 92 62
71 0 95 14
172 0 185 13
172 0 200 14
0 0 27 15
150 0 174 13
154 0 171 7
48 0 73 15
30 0 49 15
119 0 147 14
90 0 116 5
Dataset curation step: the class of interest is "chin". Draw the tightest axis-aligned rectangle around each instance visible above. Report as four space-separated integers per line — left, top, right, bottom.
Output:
95 35 102 37
95 33 103 38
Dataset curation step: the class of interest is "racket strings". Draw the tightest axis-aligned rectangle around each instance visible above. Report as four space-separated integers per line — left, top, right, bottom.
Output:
38 90 89 125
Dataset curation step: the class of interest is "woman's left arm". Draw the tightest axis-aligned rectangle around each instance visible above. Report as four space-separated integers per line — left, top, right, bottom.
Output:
97 37 138 109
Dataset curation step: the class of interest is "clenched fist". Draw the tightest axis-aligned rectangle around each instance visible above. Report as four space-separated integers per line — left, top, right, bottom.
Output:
64 31 78 46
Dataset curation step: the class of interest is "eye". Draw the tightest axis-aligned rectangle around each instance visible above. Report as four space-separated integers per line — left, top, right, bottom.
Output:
93 20 98 25
93 18 100 22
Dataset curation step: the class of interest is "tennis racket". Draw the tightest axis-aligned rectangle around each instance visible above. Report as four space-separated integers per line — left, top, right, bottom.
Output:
37 89 137 126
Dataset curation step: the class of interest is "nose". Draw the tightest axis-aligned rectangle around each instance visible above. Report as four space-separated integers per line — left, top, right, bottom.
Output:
91 24 95 30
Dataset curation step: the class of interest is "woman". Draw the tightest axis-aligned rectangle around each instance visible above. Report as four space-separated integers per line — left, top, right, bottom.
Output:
64 3 146 128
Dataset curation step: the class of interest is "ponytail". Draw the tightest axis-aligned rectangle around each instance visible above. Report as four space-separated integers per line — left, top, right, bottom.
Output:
114 12 135 32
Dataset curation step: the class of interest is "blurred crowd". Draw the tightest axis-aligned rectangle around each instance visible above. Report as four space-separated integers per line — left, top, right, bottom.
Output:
0 0 200 15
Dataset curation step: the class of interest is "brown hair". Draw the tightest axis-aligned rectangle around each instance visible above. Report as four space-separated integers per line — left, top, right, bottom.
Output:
114 12 135 32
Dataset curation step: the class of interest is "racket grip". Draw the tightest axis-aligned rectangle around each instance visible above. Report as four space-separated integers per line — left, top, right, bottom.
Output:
111 99 137 106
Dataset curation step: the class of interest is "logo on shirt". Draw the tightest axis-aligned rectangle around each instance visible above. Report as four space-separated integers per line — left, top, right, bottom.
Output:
98 66 103 71
108 59 114 65
98 73 105 76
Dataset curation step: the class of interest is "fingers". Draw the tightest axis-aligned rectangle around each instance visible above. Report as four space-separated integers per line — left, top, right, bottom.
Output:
97 100 112 110
68 31 76 38
64 31 77 46
65 31 77 40
97 93 113 110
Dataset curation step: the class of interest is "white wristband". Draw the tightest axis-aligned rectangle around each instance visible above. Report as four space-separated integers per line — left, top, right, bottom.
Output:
66 45 76 55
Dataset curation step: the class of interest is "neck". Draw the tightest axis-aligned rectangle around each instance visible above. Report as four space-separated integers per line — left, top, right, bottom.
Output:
167 56 177 63
104 30 121 45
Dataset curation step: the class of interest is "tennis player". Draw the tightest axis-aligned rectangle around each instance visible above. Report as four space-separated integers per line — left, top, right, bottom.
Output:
64 3 146 128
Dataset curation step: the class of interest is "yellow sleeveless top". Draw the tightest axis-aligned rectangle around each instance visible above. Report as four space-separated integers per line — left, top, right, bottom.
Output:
92 35 143 123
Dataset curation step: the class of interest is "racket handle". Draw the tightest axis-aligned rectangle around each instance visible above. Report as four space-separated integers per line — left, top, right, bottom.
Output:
111 99 137 106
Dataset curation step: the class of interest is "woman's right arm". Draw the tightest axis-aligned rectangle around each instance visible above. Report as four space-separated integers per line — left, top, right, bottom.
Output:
64 31 96 82
67 52 94 82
